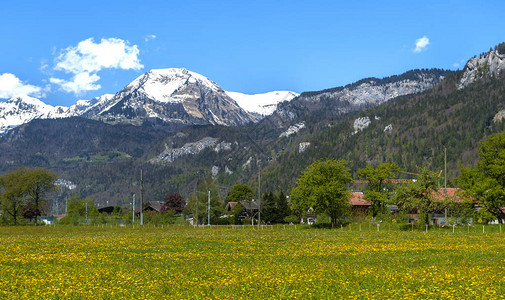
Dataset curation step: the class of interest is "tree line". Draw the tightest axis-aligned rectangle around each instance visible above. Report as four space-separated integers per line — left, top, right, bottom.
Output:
3 130 505 227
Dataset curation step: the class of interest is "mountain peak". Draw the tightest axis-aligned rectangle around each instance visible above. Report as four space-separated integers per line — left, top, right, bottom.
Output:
7 95 49 107
93 68 254 126
124 68 221 104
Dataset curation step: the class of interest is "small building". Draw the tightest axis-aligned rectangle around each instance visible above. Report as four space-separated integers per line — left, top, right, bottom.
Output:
144 201 164 213
349 192 371 211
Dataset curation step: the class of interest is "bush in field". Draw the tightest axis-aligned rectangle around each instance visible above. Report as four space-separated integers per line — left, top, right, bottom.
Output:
284 215 299 224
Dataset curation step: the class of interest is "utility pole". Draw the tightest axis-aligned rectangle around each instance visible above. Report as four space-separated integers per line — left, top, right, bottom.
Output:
140 170 144 226
132 193 135 224
258 160 261 228
195 193 199 226
444 147 447 190
85 202 88 221
444 146 448 221
207 190 211 226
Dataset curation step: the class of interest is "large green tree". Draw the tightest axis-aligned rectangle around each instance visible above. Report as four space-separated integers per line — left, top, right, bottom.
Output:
24 168 59 225
458 132 505 223
290 159 352 227
0 168 27 225
392 168 442 225
226 184 255 203
0 167 58 225
358 163 400 220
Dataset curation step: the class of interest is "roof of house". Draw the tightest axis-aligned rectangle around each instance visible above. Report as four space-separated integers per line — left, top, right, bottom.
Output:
97 205 115 214
145 201 163 212
225 202 238 211
239 200 259 210
349 192 371 206
430 188 465 203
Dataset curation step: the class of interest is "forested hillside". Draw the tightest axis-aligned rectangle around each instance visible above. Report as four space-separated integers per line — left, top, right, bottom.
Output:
261 71 505 192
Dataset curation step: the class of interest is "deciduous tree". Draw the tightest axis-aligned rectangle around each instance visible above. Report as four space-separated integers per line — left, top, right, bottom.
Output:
290 159 352 227
226 184 254 203
24 168 59 225
392 168 441 225
0 168 27 225
458 132 505 223
358 163 399 221
163 193 186 213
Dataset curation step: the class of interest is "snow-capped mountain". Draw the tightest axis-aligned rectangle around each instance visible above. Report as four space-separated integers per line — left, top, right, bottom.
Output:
87 68 255 126
0 94 116 136
0 68 259 135
0 95 71 136
225 91 299 117
66 94 115 116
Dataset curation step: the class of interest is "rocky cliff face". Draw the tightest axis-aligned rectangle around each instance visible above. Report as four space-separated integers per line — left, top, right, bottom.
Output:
459 50 505 89
271 69 450 125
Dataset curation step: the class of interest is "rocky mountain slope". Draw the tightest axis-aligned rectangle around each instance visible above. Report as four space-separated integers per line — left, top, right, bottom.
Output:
459 47 505 89
271 69 451 125
85 68 256 126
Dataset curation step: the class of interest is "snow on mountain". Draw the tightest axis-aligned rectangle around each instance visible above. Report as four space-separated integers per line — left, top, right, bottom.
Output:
3 69 309 133
0 95 69 136
94 68 255 126
128 68 220 103
67 94 115 117
225 91 299 117
0 94 115 136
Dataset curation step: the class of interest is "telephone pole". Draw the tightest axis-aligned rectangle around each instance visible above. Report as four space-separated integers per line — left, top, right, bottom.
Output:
195 194 199 226
207 190 211 226
132 193 135 224
444 147 447 190
258 160 261 228
140 170 144 226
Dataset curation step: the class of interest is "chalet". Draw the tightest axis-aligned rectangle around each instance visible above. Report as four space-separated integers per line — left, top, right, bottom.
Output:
225 200 259 221
144 201 164 213
349 192 371 211
406 188 466 225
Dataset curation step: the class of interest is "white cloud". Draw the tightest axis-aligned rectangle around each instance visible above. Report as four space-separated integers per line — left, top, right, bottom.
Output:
413 36 430 53
0 73 43 99
145 34 157 42
51 37 143 94
50 72 101 95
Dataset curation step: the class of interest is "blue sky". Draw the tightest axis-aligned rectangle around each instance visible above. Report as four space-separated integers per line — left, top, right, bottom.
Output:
1 0 504 106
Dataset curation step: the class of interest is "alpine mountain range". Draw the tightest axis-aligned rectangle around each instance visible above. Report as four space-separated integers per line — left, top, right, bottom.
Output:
1 44 505 208
1 67 448 136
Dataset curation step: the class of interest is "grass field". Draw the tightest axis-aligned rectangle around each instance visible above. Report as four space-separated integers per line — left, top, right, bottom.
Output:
1 225 505 299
